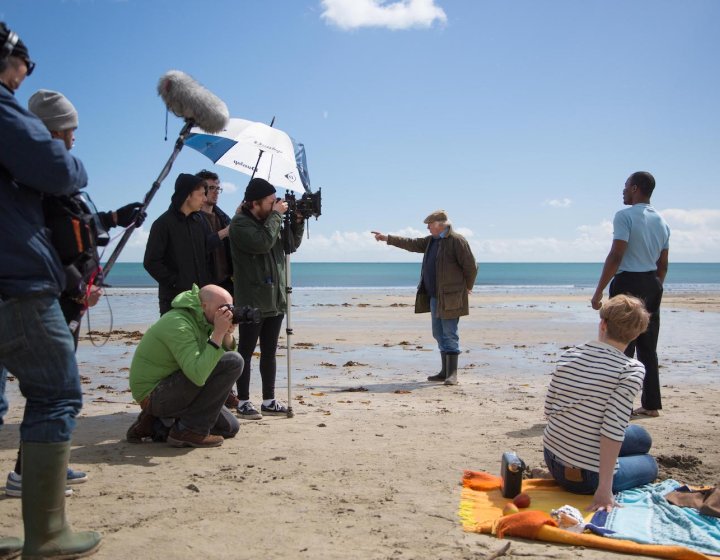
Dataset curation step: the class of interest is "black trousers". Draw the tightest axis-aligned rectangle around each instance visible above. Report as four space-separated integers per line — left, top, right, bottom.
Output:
236 314 284 401
610 271 664 410
149 352 243 436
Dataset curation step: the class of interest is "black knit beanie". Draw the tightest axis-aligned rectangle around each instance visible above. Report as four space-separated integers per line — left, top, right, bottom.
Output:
244 178 276 202
171 173 204 209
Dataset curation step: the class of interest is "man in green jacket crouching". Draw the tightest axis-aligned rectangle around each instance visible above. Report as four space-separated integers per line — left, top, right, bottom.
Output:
127 284 242 447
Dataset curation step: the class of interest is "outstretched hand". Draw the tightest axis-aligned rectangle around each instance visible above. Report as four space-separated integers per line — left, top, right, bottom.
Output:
371 231 387 242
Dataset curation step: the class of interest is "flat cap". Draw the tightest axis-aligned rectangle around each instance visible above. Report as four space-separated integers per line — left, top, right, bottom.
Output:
423 210 448 224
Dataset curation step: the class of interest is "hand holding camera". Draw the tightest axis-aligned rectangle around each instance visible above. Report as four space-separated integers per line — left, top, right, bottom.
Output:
273 198 288 214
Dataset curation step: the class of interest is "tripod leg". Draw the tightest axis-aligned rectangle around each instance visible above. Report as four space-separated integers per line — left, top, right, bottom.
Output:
285 253 294 418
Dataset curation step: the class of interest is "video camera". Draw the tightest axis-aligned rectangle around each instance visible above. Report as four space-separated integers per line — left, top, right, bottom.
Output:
220 303 261 325
282 189 322 221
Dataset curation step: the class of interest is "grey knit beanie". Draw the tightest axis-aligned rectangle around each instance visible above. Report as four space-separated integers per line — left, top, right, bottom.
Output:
28 89 79 131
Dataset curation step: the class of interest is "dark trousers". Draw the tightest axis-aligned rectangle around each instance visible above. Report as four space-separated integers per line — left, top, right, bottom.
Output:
610 271 664 410
148 352 243 436
236 314 284 401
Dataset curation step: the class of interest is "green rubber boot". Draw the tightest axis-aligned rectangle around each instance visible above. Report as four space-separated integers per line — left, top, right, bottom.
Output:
21 441 101 559
0 537 23 560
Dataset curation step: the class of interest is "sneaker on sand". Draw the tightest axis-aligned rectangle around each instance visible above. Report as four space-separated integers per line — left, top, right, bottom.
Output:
5 471 73 498
260 400 288 416
66 467 88 485
167 428 223 448
236 401 262 420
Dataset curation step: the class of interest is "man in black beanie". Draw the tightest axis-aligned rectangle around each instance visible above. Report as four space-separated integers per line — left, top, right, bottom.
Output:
1 21 101 559
228 178 304 419
144 173 212 314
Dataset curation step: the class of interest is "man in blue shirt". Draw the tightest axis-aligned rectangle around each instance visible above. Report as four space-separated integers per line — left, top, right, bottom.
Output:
591 171 670 418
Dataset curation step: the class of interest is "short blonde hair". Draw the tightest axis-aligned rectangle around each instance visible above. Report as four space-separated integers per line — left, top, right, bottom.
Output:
600 294 650 344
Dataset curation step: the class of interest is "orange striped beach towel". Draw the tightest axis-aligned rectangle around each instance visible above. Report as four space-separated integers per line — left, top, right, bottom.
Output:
460 470 717 560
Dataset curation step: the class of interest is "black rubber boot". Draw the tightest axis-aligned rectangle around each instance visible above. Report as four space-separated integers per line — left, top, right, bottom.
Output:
21 441 101 559
444 353 459 386
427 352 447 382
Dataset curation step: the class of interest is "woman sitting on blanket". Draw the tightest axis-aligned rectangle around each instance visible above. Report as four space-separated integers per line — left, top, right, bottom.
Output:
543 294 659 512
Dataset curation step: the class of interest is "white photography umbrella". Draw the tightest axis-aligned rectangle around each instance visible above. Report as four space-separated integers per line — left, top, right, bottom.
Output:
185 117 306 193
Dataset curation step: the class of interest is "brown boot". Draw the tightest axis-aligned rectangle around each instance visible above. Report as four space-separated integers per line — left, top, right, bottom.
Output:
126 409 157 443
167 428 223 448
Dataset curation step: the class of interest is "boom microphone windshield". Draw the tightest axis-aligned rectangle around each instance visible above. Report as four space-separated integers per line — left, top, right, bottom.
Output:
158 70 229 133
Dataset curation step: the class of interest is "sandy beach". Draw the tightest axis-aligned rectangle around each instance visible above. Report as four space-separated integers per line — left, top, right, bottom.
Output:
1 290 719 559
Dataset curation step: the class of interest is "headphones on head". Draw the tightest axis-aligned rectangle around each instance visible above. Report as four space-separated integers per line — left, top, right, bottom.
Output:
1 25 19 61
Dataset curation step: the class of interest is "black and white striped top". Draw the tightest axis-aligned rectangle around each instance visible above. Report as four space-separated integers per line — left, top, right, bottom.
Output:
543 341 645 472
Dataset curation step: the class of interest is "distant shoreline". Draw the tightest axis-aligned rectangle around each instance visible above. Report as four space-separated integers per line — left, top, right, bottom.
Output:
102 262 720 291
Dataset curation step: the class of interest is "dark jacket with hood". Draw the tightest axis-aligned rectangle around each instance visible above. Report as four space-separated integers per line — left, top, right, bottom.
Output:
144 198 211 313
387 225 477 319
0 82 88 297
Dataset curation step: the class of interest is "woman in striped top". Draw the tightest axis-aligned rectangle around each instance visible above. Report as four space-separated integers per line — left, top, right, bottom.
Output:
543 294 658 512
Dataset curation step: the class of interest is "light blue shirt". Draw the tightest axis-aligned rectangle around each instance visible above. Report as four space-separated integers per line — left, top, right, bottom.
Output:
613 204 670 273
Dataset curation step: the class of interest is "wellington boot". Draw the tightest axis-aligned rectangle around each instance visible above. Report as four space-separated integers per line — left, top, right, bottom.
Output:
427 352 447 382
0 536 22 560
443 353 459 386
21 441 101 560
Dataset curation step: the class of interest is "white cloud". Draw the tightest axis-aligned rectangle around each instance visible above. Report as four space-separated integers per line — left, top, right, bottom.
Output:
544 198 572 208
220 181 239 194
660 208 720 259
320 0 447 30
109 209 720 264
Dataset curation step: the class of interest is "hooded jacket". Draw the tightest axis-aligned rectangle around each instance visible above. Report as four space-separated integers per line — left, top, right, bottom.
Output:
143 201 211 309
129 285 232 402
387 225 477 319
229 207 304 317
0 83 88 297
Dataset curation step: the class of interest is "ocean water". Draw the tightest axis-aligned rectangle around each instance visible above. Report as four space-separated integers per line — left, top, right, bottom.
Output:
102 262 720 293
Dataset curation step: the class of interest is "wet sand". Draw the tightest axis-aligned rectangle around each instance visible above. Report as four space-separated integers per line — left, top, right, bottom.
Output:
1 290 718 559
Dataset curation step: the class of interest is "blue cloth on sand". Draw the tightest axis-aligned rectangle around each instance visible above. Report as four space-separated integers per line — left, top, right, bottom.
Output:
600 479 720 555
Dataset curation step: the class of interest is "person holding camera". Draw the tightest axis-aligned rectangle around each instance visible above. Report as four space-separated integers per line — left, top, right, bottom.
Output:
144 173 212 315
0 22 101 558
126 284 242 447
372 210 477 385
229 178 304 419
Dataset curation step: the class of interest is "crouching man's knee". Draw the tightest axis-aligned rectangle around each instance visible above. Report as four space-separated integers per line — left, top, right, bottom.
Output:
219 351 244 373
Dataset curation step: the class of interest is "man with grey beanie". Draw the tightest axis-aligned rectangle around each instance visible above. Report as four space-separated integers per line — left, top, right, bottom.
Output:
0 21 101 559
1 89 146 507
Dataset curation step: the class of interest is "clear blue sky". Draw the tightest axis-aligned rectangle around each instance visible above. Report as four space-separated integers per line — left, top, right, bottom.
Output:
4 0 719 263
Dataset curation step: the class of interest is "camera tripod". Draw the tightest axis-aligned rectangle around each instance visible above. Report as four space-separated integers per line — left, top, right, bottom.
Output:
281 212 299 418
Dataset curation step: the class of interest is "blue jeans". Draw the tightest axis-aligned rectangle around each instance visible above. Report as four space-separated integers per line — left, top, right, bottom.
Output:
430 297 460 354
0 295 82 442
544 424 658 494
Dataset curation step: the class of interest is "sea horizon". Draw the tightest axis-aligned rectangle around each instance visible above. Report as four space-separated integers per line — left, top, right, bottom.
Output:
101 262 720 293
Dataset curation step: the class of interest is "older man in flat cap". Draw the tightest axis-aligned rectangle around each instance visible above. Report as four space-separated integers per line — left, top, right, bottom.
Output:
373 210 477 385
